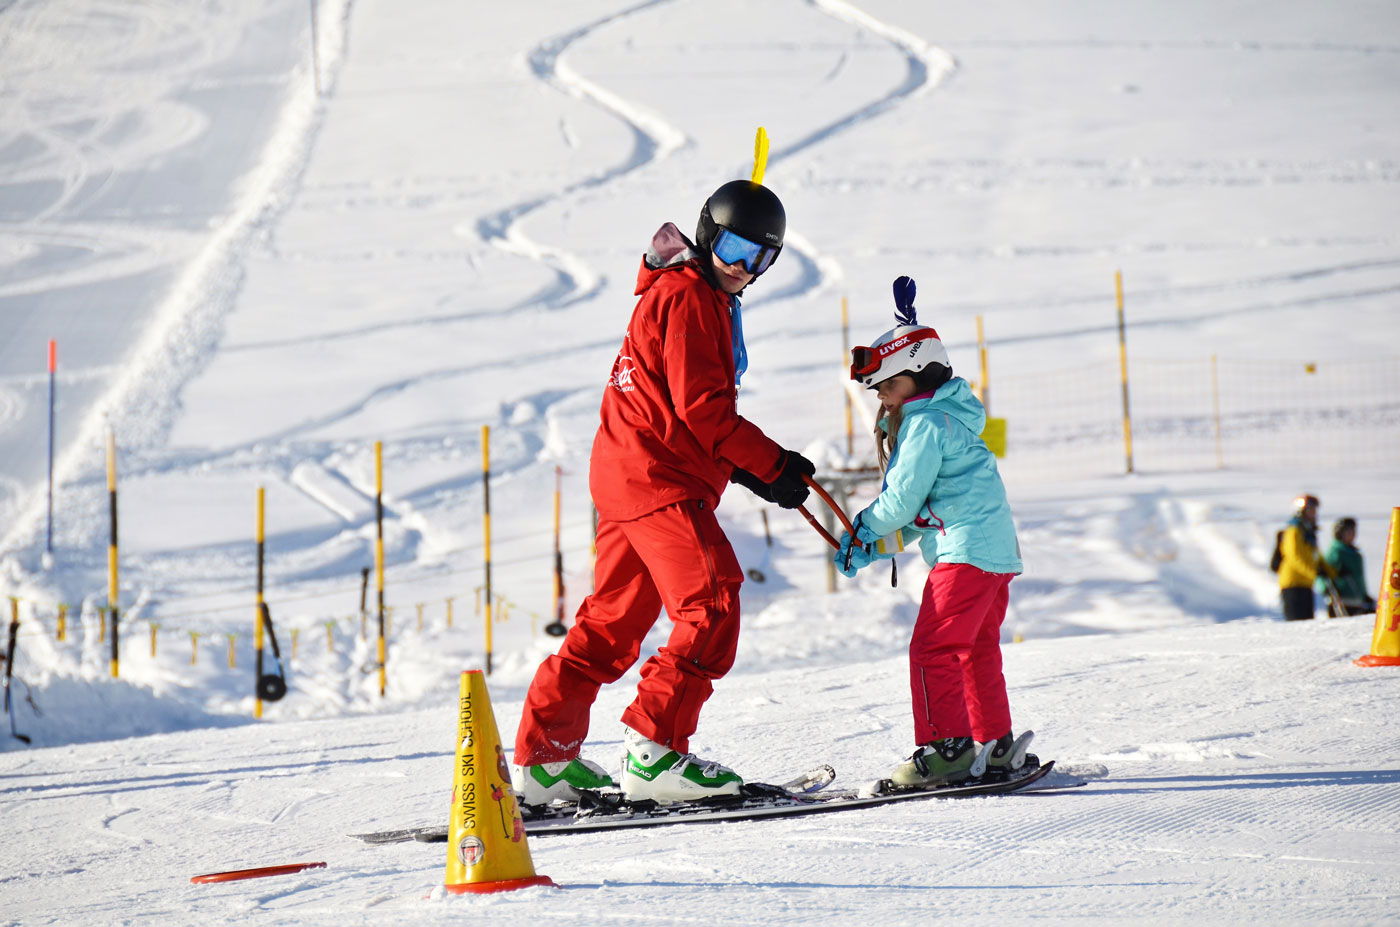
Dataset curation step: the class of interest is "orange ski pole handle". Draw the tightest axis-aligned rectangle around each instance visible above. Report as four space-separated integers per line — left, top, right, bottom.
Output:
799 475 863 551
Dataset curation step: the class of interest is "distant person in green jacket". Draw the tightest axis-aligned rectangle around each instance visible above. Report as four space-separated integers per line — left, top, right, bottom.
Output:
1318 518 1376 617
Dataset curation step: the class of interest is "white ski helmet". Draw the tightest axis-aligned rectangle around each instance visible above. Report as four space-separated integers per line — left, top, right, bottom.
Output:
849 276 951 390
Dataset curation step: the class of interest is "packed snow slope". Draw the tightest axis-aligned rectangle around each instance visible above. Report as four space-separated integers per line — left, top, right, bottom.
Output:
1 0 1398 924
4 617 1397 926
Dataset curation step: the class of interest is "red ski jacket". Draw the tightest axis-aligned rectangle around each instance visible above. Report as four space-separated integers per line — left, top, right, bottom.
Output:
589 225 785 521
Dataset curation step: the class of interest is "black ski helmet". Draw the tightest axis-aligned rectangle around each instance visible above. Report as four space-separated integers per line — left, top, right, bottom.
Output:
696 180 786 274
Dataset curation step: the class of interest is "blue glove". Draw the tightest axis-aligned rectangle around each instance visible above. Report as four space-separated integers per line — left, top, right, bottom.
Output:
834 518 880 578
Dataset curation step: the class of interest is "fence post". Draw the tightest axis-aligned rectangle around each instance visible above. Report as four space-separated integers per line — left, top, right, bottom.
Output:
482 425 494 675
45 340 56 566
977 315 990 413
1116 271 1134 474
106 427 120 677
375 441 386 697
255 487 266 719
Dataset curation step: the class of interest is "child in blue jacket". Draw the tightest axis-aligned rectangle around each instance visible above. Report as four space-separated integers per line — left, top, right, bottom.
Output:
837 276 1025 787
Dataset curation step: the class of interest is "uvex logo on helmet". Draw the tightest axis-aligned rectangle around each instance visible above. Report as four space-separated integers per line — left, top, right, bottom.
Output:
877 335 916 359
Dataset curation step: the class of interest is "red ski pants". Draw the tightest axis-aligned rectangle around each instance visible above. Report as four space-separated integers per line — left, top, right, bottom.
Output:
908 562 1014 744
514 499 743 765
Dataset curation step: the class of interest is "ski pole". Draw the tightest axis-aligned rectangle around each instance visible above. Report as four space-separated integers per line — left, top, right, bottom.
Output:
746 510 773 583
256 603 288 702
5 600 29 744
544 466 567 637
1322 572 1348 618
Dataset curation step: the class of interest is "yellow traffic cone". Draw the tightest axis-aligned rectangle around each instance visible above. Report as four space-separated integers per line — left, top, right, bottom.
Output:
1355 507 1400 668
443 670 555 894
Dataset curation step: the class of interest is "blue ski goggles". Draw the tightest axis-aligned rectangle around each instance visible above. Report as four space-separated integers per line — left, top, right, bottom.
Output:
711 228 781 276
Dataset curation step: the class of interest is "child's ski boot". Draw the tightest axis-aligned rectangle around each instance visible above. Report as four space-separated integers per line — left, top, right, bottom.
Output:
891 736 976 788
979 730 1036 779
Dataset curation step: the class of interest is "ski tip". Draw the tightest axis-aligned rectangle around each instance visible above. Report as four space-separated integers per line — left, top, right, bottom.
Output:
413 830 449 843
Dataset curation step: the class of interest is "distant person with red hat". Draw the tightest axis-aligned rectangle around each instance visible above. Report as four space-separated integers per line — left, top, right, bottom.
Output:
1276 494 1339 621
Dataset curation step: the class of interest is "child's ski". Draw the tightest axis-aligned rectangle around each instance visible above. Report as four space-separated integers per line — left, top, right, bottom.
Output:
348 761 1081 844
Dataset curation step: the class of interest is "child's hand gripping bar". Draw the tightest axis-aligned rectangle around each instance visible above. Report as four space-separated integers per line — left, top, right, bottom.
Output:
797 475 864 552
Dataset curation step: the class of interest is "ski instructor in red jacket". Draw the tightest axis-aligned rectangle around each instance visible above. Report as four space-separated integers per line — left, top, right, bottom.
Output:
514 180 815 806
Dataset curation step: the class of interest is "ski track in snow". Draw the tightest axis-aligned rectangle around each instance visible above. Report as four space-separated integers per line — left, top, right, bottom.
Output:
0 0 358 557
34 0 970 580
471 0 957 316
469 0 689 311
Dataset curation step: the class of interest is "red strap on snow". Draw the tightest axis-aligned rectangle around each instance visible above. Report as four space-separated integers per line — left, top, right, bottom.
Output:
190 862 326 884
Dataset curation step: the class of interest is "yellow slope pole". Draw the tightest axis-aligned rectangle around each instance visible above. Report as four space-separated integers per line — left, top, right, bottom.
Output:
375 441 386 697
106 428 119 677
977 315 990 413
255 486 265 719
1116 271 1134 474
481 426 494 675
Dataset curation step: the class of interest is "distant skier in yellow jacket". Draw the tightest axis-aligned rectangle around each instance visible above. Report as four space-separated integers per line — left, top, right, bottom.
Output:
1277 494 1338 621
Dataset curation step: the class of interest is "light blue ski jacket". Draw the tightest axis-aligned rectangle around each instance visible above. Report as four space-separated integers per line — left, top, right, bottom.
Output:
858 377 1022 574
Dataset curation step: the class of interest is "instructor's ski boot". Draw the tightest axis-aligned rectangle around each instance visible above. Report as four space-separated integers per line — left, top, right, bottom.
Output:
891 736 976 788
620 727 743 803
515 757 616 806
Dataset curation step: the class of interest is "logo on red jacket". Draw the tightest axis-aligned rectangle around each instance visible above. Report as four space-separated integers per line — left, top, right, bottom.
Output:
609 355 636 392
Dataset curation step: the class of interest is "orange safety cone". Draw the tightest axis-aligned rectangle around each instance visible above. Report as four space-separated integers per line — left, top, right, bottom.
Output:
443 670 555 894
1354 507 1400 668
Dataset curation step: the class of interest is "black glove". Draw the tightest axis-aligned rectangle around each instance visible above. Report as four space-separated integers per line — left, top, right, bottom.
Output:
767 450 816 510
729 467 774 503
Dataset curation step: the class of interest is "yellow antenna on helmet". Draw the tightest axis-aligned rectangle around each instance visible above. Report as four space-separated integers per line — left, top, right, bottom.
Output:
751 127 769 185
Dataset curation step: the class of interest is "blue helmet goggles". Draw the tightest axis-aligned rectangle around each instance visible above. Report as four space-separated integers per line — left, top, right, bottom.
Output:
711 227 781 276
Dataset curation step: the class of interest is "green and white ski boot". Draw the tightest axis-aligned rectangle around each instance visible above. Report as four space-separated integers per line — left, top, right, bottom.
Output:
891 736 977 788
515 757 616 806
620 728 742 803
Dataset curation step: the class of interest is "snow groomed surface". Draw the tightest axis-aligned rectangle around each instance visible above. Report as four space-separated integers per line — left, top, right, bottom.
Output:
1 0 1397 924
